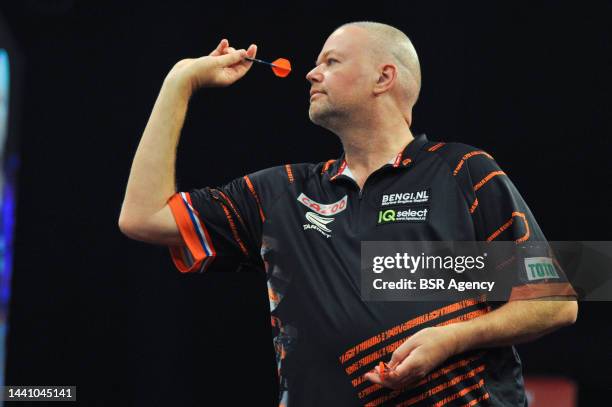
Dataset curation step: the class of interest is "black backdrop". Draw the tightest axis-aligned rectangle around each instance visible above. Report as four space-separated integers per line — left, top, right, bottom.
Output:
1 1 611 405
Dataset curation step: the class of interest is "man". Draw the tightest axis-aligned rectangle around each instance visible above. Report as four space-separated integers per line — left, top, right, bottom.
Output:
119 21 577 406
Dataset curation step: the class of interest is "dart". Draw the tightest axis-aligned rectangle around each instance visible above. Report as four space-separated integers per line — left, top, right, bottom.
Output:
378 361 386 381
244 57 292 78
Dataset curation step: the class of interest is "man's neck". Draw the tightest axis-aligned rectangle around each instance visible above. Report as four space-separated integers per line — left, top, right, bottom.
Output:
339 121 414 189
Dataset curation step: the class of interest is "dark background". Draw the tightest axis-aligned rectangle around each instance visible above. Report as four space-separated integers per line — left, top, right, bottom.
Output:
1 0 611 405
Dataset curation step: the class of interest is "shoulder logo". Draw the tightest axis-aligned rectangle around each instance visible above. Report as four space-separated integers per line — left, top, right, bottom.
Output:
524 257 560 281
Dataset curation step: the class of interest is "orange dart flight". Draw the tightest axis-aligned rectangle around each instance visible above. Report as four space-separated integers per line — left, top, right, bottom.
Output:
378 361 386 381
245 56 292 77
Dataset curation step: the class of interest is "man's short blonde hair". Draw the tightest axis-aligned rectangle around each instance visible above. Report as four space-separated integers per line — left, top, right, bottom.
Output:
338 21 421 109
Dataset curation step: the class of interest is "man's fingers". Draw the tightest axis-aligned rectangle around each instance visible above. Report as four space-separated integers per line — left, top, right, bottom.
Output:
389 365 420 386
363 371 382 385
363 354 424 389
209 38 228 56
246 44 257 58
208 41 256 62
390 353 429 388
247 44 257 58
215 48 248 67
389 350 408 369
363 368 415 390
397 372 422 388
390 335 418 366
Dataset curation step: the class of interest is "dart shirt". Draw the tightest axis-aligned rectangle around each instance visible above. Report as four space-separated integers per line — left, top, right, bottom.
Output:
167 133 575 407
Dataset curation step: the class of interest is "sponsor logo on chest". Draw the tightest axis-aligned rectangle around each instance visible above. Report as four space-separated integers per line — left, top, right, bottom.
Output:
297 193 347 238
381 189 430 206
297 193 347 216
377 206 429 224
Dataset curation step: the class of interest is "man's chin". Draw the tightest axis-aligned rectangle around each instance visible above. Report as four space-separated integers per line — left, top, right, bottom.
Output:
308 109 321 126
309 107 331 127
308 105 348 132
309 113 327 129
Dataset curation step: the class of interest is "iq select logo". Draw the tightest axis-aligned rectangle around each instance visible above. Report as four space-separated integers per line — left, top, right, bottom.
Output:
377 206 429 224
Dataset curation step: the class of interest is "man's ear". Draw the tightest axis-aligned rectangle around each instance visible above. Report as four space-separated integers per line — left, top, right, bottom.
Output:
373 64 397 96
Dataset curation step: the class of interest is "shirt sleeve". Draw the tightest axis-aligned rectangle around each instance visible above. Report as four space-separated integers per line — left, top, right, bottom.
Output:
464 151 577 300
166 173 267 273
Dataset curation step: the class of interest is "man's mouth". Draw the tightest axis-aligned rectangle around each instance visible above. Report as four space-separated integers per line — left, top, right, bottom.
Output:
310 92 325 100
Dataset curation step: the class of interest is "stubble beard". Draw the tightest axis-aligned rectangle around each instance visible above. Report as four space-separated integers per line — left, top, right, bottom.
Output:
308 98 351 132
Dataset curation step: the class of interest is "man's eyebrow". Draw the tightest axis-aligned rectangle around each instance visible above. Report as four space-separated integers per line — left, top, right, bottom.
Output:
315 50 343 65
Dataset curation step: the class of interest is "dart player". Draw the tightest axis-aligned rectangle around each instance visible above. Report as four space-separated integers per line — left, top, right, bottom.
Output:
119 21 578 406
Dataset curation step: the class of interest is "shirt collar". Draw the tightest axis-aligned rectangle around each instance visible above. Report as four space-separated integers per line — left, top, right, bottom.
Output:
328 133 430 181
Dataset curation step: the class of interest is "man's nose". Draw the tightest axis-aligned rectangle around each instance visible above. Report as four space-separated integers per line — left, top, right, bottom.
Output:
306 66 322 83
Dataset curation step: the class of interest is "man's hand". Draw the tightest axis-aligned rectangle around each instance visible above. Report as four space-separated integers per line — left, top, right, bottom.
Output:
363 326 457 390
362 298 577 390
166 39 258 94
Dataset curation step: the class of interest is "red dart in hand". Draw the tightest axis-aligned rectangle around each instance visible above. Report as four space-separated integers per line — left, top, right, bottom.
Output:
244 56 292 77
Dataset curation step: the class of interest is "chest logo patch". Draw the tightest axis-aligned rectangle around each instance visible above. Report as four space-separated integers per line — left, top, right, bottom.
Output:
297 193 348 216
381 189 430 206
303 212 334 238
297 193 346 238
377 206 429 224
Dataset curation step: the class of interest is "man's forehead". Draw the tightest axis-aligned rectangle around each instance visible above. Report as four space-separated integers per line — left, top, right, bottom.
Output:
316 27 369 63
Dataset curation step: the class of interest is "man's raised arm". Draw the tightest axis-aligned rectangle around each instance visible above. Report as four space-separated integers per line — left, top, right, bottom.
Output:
118 39 257 246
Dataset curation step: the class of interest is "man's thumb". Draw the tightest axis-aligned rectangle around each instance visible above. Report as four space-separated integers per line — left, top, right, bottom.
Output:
217 49 247 66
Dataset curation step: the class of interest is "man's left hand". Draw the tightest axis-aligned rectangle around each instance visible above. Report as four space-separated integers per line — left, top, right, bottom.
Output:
363 326 459 389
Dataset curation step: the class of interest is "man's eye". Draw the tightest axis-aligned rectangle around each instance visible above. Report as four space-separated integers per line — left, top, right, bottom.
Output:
327 59 337 65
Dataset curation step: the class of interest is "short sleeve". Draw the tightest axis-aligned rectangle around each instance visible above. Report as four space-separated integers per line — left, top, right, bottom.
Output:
167 174 266 273
464 152 577 300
